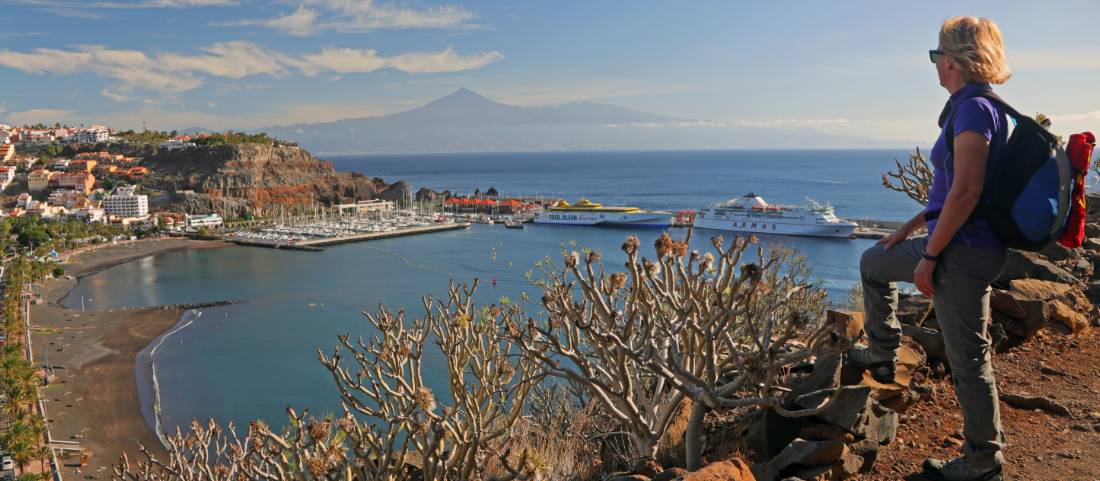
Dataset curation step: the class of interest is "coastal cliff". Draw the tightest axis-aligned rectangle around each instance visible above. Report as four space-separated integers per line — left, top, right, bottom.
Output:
137 144 409 217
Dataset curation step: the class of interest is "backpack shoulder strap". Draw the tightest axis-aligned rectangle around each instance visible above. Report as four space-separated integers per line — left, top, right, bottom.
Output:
942 90 1015 157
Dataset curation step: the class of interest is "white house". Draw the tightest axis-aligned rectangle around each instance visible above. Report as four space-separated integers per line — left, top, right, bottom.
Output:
0 166 16 191
68 126 110 144
185 213 223 229
103 184 148 219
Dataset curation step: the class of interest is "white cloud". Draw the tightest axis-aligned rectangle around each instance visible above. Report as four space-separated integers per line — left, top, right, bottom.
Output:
245 5 319 36
605 121 730 128
6 108 77 125
13 0 236 9
216 0 478 36
100 87 132 102
0 42 503 100
302 46 503 75
1053 110 1100 121
1011 49 1100 71
734 117 850 127
88 102 384 130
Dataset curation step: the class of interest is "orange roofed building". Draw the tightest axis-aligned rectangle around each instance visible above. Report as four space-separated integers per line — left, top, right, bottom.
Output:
55 172 95 194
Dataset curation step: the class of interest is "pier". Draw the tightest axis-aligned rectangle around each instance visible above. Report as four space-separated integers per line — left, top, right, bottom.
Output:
229 222 468 250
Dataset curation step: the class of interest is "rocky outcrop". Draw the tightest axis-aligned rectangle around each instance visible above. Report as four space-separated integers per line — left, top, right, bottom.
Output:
415 187 451 204
140 144 406 216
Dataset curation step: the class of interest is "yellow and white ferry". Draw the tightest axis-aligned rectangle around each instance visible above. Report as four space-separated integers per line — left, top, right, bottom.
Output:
534 199 672 228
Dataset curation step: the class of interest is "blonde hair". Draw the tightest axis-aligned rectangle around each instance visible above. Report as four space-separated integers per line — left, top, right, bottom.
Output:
939 16 1012 84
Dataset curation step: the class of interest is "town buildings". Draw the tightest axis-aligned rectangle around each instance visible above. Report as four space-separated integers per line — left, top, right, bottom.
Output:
0 143 14 163
28 170 55 192
0 166 15 191
103 185 148 219
55 172 95 194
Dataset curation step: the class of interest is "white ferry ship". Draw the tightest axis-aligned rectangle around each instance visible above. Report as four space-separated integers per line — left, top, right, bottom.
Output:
535 199 672 228
693 193 857 238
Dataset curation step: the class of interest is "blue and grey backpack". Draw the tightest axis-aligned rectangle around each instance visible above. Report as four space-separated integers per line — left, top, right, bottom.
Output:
925 91 1074 251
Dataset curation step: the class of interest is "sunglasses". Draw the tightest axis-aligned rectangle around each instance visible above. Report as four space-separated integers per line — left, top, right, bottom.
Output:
929 49 946 63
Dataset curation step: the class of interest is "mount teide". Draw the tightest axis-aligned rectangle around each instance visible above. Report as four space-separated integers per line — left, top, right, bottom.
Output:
256 89 910 154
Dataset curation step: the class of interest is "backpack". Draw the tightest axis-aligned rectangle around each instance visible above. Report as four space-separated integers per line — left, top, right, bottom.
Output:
925 91 1075 251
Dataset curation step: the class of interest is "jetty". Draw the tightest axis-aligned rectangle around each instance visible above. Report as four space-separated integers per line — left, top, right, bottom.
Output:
229 222 468 251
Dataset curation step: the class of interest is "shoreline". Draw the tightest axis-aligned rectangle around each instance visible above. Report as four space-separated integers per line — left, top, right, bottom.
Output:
28 238 228 479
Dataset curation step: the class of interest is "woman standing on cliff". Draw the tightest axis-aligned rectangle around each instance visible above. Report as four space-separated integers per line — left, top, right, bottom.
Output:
853 16 1011 481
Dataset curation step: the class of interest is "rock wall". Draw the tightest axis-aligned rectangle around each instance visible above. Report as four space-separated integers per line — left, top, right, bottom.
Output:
137 144 405 216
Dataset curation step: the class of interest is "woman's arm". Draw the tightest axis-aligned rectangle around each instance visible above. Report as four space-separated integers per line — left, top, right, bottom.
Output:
913 130 990 295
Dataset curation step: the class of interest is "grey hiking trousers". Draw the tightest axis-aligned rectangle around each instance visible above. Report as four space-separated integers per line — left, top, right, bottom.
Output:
860 236 1007 470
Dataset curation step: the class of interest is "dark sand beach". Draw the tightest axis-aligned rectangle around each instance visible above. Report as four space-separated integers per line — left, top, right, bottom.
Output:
27 238 227 479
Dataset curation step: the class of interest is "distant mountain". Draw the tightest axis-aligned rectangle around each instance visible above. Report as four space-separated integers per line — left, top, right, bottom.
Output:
250 89 912 154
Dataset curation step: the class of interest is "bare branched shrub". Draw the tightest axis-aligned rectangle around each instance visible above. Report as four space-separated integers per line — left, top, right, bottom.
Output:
509 241 688 464
116 282 537 481
319 281 538 481
113 411 355 481
882 147 933 206
515 233 833 470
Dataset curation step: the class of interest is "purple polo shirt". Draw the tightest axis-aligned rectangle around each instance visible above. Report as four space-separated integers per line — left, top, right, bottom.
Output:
925 82 1009 249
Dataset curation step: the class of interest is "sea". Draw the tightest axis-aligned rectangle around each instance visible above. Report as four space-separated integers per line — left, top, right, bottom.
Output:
61 149 926 437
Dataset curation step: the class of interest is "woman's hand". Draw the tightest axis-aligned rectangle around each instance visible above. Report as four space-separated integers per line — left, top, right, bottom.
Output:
875 227 910 250
914 258 937 296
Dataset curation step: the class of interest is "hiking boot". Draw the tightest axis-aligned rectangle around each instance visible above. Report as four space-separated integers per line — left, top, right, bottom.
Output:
923 456 1003 481
846 343 897 384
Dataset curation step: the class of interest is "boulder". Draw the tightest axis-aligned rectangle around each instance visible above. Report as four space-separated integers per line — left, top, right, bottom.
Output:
653 468 689 481
995 249 1079 285
1009 279 1074 300
989 289 1053 339
681 458 755 481
896 295 933 326
744 408 808 461
902 325 947 365
1039 241 1080 262
826 309 864 340
789 354 842 401
1087 281 1100 305
857 344 922 408
847 439 881 473
759 439 845 481
1050 300 1089 333
1086 236 1100 251
794 386 872 433
856 402 898 445
836 449 865 478
607 476 651 481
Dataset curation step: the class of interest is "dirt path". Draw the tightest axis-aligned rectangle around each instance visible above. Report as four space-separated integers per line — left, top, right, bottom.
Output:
854 329 1100 481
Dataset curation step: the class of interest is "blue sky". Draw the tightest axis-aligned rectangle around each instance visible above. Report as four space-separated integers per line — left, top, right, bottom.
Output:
0 0 1097 145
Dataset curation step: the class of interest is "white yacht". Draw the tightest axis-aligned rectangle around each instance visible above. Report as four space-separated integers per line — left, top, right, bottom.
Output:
693 193 857 238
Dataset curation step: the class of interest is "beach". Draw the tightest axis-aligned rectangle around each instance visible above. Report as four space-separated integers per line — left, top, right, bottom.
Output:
27 238 227 479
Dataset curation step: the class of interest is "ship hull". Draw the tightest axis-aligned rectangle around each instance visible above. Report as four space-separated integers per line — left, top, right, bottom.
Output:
692 217 856 238
535 211 671 228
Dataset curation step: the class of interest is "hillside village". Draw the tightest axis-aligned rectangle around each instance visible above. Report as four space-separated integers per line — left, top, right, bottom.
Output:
0 123 310 233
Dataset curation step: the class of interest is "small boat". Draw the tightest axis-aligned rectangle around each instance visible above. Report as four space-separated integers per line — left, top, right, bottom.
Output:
504 218 524 229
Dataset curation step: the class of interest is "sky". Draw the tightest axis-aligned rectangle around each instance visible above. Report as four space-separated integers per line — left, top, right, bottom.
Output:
0 0 1097 146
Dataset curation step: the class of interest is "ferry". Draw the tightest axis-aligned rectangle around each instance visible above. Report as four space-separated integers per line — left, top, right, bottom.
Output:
535 199 672 228
693 193 857 238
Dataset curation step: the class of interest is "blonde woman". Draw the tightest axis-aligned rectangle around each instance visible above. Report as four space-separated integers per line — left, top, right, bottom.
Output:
853 17 1011 481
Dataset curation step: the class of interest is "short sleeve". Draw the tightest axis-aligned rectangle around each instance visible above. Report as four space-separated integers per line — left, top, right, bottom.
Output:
952 97 997 141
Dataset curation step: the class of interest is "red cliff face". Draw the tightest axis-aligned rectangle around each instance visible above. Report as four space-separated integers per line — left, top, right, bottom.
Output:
144 144 408 216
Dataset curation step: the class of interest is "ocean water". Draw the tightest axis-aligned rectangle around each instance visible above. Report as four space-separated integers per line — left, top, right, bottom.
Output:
63 149 923 435
328 149 920 222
